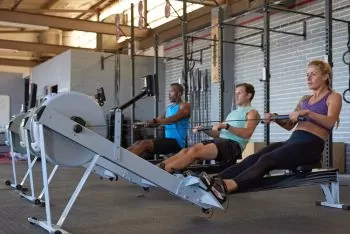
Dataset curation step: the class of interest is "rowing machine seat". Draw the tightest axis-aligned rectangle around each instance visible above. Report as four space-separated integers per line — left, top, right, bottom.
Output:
291 161 322 174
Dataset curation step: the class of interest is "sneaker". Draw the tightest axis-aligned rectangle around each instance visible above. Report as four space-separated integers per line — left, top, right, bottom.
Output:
198 172 212 188
199 172 227 204
158 162 166 170
210 177 228 204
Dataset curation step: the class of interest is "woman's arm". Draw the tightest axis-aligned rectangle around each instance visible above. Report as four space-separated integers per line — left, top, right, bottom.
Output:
272 95 310 131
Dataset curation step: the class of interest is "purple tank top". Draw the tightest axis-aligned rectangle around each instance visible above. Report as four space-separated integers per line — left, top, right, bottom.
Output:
300 92 332 130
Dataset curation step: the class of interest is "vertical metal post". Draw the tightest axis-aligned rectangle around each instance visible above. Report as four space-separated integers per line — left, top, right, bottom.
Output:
114 109 122 152
143 0 148 27
218 7 224 121
24 131 35 198
114 51 120 107
96 11 102 51
154 33 159 140
131 3 135 143
263 0 271 145
38 124 52 227
9 132 18 186
325 0 333 167
182 0 188 101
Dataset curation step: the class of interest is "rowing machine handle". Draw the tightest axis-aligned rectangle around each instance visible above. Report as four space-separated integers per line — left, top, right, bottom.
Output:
197 126 227 132
133 122 146 129
271 115 307 121
197 126 212 132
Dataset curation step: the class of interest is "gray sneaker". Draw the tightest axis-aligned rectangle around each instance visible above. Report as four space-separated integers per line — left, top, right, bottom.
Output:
199 172 227 204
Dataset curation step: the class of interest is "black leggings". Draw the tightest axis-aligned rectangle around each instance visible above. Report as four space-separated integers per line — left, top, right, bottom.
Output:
218 130 325 191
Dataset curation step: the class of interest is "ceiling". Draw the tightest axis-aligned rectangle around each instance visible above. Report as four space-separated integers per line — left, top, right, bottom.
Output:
0 0 129 75
0 0 283 76
0 0 113 18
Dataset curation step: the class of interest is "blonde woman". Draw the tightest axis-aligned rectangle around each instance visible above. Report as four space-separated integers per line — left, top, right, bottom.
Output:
202 60 343 203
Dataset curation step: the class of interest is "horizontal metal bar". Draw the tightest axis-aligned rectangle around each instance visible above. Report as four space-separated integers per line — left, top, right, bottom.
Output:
270 28 304 37
269 6 349 24
100 51 202 63
232 41 262 48
234 19 306 41
169 45 211 61
134 53 202 62
223 21 305 37
222 23 263 31
188 35 262 48
222 5 264 24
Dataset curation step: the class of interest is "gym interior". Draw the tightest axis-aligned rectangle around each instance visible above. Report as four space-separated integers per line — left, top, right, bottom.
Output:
0 0 350 233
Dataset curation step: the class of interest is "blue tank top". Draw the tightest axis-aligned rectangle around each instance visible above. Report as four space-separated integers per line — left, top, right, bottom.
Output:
164 103 189 148
219 106 254 151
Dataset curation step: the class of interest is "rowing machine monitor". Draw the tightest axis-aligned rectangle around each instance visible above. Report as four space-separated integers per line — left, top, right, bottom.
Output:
141 75 154 96
117 75 155 110
108 75 156 142
28 83 38 109
94 87 106 106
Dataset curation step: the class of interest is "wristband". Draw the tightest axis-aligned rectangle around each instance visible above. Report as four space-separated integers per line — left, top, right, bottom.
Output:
225 123 230 130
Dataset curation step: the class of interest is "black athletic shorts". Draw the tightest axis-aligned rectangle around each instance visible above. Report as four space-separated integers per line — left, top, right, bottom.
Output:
153 138 182 155
201 138 242 165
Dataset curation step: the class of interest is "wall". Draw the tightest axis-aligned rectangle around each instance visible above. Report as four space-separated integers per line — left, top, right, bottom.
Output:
0 72 24 151
70 50 116 114
31 49 165 121
164 0 350 172
0 72 24 116
0 65 31 77
31 50 71 97
70 50 166 121
232 0 350 172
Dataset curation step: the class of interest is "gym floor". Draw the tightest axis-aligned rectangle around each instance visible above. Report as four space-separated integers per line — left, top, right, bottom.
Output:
1 164 350 234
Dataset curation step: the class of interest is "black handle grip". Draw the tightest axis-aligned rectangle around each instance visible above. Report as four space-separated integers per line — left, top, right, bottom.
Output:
271 115 306 121
133 122 146 129
197 126 212 132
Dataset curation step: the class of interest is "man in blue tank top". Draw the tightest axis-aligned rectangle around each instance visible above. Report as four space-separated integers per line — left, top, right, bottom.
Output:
159 83 260 173
127 83 190 157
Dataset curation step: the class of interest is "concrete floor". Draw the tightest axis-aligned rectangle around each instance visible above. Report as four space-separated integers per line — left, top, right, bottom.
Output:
0 163 350 234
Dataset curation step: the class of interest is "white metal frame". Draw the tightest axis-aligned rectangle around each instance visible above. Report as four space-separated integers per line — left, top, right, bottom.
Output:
319 180 348 209
28 107 222 233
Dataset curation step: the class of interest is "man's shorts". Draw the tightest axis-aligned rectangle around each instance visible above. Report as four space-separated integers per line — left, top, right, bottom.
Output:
153 138 182 155
201 138 242 165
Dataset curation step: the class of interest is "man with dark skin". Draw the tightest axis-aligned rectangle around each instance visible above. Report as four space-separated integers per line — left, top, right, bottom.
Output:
127 83 191 157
